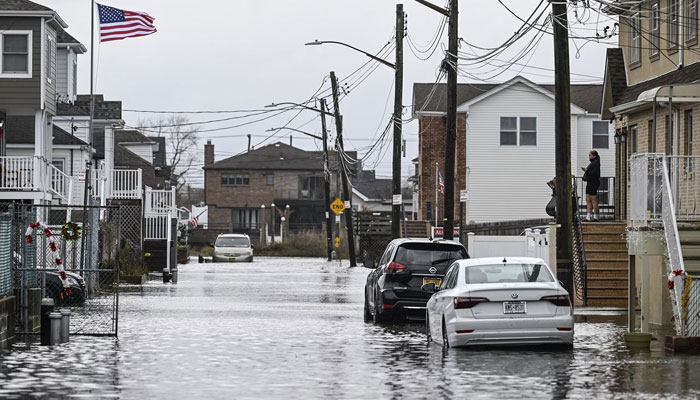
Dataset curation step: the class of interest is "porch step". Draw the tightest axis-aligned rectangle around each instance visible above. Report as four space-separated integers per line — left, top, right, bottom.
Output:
586 296 628 307
587 277 627 288
584 249 628 259
587 267 628 278
588 287 628 297
582 222 627 235
583 240 627 251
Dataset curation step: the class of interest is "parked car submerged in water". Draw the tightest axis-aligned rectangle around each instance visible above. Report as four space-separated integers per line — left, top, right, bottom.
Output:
43 270 86 306
364 238 469 323
213 234 254 262
425 257 574 348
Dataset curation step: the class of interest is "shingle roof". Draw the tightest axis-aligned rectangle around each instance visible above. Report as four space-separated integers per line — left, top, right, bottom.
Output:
206 142 324 171
4 116 87 146
413 78 604 115
352 172 392 201
115 129 152 144
617 61 700 105
56 29 79 44
56 95 122 120
0 0 51 11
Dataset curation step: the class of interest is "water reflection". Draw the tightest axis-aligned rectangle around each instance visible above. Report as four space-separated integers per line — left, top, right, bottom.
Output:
0 257 698 399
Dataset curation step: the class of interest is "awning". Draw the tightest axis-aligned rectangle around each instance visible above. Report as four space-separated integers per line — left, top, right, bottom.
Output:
637 82 700 103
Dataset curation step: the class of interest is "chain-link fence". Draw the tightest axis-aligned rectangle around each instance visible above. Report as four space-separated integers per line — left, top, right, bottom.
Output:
9 203 125 336
685 276 700 336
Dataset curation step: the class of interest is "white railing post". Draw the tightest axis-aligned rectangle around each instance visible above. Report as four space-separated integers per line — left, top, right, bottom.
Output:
137 168 143 197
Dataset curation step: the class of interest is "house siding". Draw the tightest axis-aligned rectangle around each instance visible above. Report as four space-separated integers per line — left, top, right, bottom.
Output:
44 25 56 116
576 115 615 177
465 83 556 222
121 143 153 164
56 47 67 97
0 17 41 111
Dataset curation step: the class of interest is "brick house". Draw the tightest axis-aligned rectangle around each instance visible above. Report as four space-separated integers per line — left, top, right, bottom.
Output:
203 140 357 234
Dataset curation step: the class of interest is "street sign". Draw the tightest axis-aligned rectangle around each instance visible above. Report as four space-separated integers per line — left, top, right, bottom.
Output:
330 198 345 215
334 237 340 248
392 194 402 205
431 226 461 239
460 190 469 203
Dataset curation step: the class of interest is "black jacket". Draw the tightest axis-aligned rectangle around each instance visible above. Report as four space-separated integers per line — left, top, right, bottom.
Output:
583 158 600 182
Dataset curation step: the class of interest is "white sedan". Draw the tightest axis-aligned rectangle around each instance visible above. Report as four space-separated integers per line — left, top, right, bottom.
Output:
425 257 574 348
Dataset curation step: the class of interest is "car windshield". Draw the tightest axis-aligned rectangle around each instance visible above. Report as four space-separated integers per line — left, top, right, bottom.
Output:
465 263 553 284
393 243 467 267
215 237 249 248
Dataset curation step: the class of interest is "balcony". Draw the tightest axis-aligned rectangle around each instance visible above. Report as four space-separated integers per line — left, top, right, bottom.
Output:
0 156 73 203
111 169 143 200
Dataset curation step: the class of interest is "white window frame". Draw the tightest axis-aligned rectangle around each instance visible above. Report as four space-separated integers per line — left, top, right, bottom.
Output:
670 0 679 49
650 3 660 57
45 35 53 84
629 12 641 64
51 158 65 173
688 0 698 42
592 121 610 149
499 116 538 147
0 30 33 78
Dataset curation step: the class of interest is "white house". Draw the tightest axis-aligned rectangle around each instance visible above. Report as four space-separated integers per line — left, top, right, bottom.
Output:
413 76 615 224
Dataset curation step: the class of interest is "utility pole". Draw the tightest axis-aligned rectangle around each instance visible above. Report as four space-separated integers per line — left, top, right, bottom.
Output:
442 0 458 241
320 98 333 261
552 1 573 296
391 4 405 239
330 71 357 267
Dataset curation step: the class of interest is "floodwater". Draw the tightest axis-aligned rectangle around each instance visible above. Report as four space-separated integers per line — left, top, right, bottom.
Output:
1 257 699 399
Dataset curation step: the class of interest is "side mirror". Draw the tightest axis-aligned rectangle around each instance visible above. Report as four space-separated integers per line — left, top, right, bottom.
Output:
421 283 439 293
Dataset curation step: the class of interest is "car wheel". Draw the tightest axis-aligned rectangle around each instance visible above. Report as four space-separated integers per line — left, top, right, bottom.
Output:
248 257 254 262
426 311 432 343
442 318 450 348
363 291 373 323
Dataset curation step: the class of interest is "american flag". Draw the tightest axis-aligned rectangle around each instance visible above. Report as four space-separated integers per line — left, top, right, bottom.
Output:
97 4 157 43
438 171 445 194
190 216 199 228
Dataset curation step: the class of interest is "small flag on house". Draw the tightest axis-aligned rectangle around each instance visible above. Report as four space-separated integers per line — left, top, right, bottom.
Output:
190 216 199 228
438 171 445 194
97 3 157 42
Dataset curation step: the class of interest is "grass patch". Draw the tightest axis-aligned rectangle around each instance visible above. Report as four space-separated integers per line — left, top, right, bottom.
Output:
257 231 350 258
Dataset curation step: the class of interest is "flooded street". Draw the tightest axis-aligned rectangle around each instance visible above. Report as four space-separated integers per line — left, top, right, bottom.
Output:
1 257 700 399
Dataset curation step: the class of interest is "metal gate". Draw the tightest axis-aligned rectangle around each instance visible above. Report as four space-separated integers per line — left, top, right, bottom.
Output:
9 203 125 336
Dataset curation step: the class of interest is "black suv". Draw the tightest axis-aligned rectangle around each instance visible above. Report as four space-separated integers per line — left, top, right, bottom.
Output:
364 238 469 323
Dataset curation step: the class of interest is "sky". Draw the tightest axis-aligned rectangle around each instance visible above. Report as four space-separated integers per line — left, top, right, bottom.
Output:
40 0 618 187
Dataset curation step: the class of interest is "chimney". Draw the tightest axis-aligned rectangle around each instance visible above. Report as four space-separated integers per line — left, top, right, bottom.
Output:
204 140 214 166
289 135 293 147
247 134 251 152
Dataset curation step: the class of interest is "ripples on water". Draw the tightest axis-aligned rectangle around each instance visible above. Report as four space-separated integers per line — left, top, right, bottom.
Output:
0 258 699 399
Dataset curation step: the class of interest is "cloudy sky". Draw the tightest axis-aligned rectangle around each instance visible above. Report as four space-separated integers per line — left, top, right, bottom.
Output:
40 0 618 187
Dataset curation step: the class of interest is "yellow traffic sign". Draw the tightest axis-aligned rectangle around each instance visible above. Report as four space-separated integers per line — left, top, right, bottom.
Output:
330 198 345 215
334 237 340 248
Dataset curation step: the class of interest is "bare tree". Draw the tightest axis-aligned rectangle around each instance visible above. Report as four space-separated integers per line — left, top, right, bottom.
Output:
136 115 199 191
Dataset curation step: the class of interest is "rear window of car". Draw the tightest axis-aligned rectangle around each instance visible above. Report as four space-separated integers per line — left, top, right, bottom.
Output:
465 264 553 284
215 237 250 247
393 243 467 267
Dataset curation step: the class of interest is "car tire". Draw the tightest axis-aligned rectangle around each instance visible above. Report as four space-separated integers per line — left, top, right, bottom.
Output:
248 257 254 262
426 311 432 343
442 318 450 348
363 291 373 323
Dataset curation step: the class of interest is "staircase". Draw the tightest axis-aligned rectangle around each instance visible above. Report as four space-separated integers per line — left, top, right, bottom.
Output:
680 228 700 274
582 222 628 307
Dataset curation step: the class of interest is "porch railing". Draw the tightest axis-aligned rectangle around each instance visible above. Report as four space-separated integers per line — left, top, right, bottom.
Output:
573 176 615 220
48 163 72 203
112 169 142 200
0 156 35 190
144 214 170 240
145 187 176 215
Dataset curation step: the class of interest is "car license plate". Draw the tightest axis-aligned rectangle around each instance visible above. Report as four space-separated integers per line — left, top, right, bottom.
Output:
228 257 237 262
423 277 442 287
503 301 527 314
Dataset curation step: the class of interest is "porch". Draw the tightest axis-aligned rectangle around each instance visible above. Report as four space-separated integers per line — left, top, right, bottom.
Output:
0 156 73 203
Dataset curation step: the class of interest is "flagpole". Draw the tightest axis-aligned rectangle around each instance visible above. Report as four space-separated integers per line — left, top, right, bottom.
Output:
435 162 438 227
80 0 95 274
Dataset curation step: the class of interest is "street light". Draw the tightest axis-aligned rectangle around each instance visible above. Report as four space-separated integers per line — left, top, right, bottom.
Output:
307 33 404 240
265 101 333 116
266 127 323 141
305 40 396 70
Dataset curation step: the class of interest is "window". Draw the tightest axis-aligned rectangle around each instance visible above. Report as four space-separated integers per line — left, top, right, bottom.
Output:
266 174 274 185
648 120 657 152
379 245 394 266
300 176 324 199
221 173 249 186
629 12 641 64
650 3 660 57
629 125 638 154
592 121 609 149
687 110 694 156
688 0 698 42
500 117 537 146
1 32 32 77
51 159 65 172
670 0 679 50
231 208 258 229
45 36 53 83
465 264 554 284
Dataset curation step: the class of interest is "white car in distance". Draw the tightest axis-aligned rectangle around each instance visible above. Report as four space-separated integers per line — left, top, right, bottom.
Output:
425 257 573 348
213 234 254 262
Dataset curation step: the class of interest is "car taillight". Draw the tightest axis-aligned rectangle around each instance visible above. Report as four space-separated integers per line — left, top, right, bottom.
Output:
453 297 489 309
386 261 406 273
541 295 571 307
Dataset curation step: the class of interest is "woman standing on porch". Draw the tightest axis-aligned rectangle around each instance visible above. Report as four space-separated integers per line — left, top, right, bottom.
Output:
582 150 601 222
